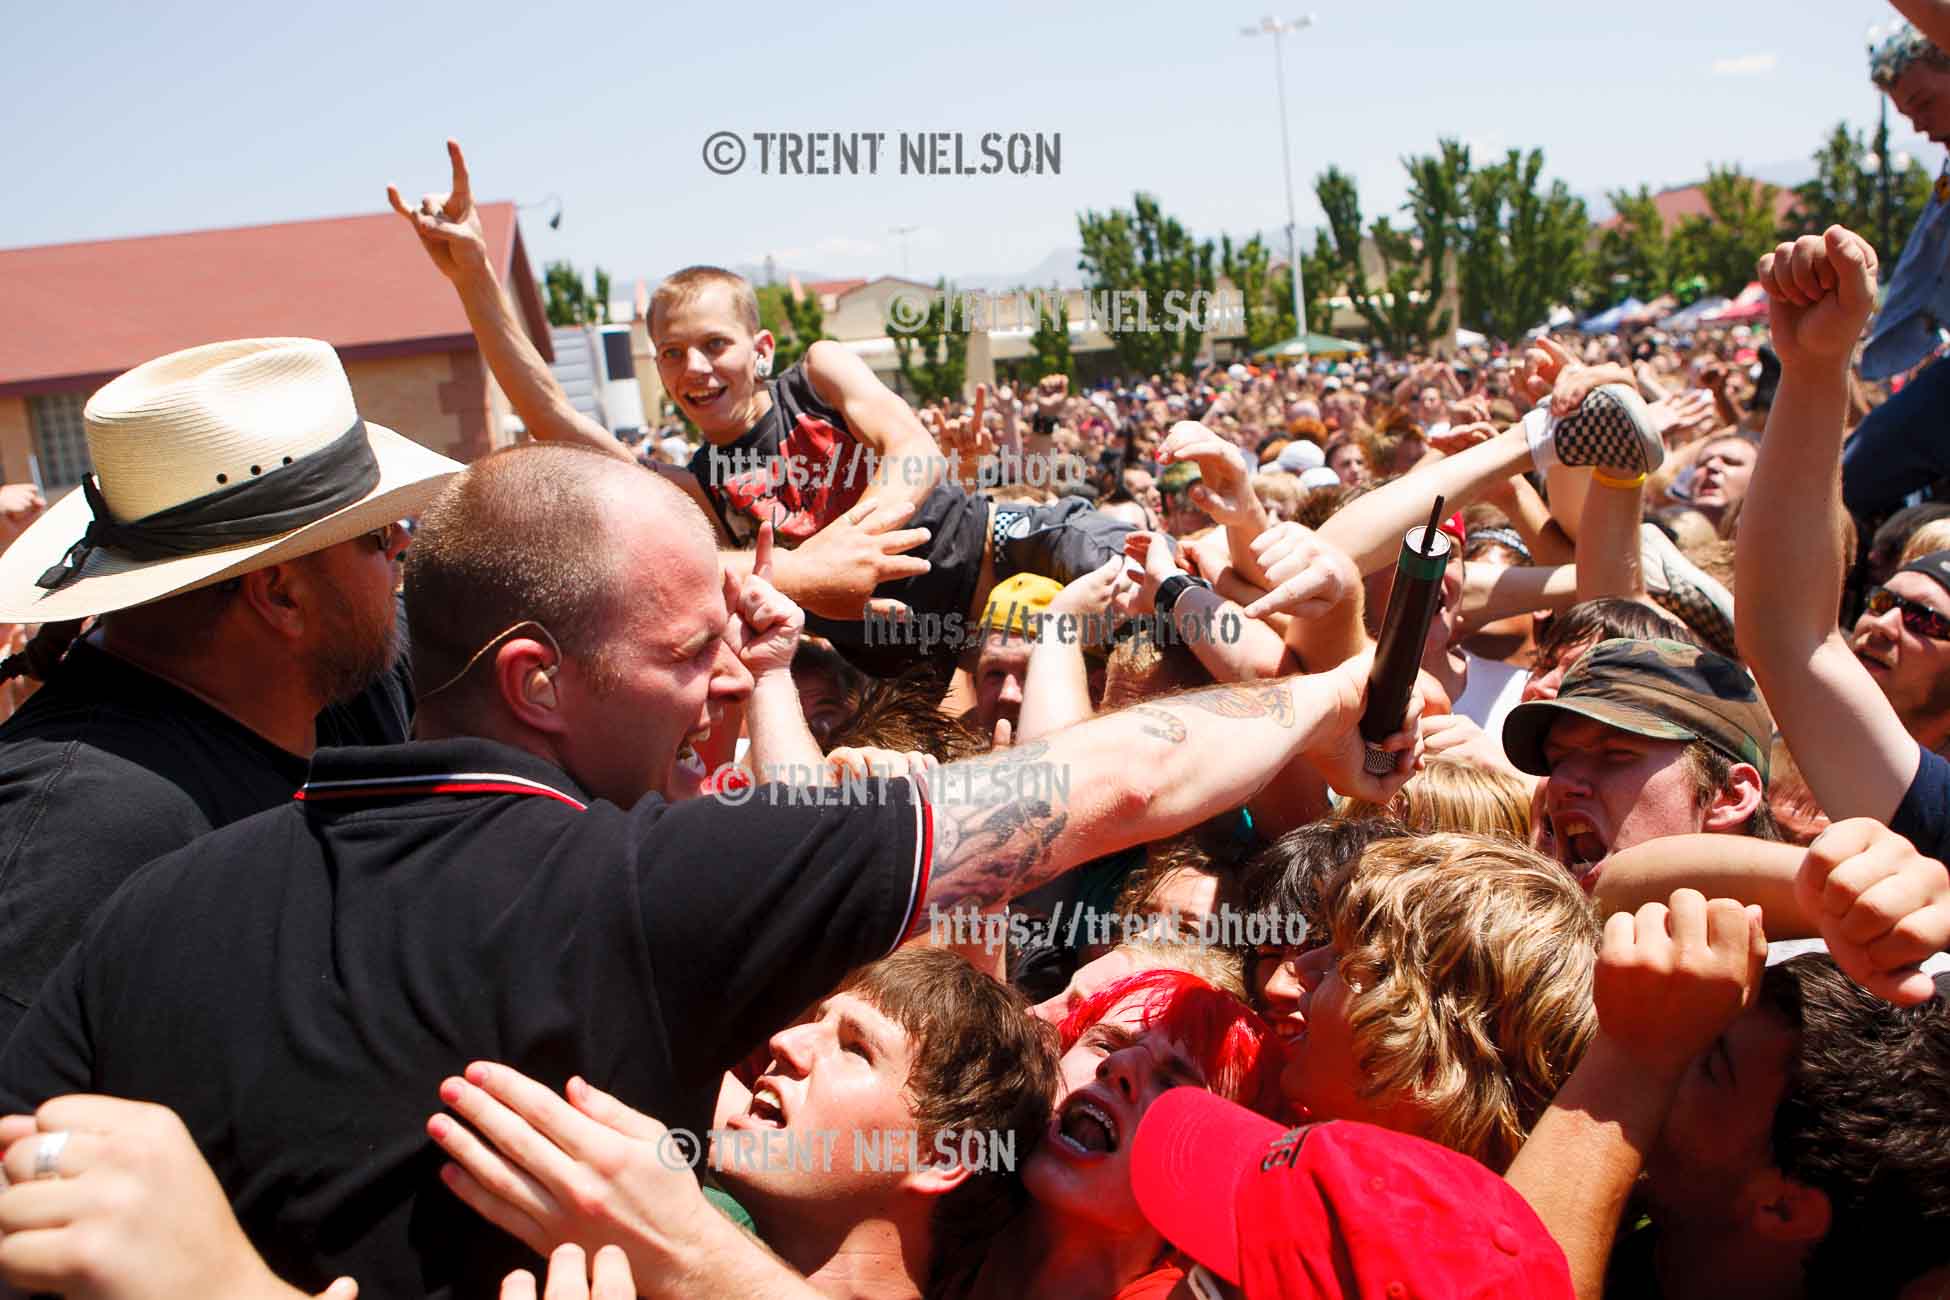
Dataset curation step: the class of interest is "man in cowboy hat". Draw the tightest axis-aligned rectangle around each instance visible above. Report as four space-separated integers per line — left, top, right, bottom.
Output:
0 337 459 1039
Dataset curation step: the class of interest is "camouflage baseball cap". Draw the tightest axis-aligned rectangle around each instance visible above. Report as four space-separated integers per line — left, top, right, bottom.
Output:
1501 638 1772 782
1158 461 1203 497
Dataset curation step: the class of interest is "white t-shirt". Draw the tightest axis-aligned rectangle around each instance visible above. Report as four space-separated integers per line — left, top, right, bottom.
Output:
1455 652 1528 739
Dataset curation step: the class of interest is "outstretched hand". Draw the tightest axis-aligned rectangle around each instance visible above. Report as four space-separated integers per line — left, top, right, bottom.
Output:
387 138 491 283
773 499 929 622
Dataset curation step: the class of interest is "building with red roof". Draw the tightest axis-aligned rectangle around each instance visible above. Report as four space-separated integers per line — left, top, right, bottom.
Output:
1597 179 1801 233
0 204 551 490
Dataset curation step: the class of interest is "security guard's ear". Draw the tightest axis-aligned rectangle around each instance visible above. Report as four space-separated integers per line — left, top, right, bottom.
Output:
497 638 565 734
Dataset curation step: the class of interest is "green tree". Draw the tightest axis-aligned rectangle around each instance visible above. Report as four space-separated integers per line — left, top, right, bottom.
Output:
1219 234 1295 352
1024 286 1075 380
1299 235 1338 343
1077 192 1217 373
1670 165 1784 296
542 261 610 326
1790 119 1932 261
755 282 828 369
1591 186 1674 305
1456 148 1591 342
892 278 968 403
1313 144 1464 356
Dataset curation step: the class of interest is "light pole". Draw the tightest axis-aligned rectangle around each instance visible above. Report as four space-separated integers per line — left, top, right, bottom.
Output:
890 225 920 278
1243 14 1315 351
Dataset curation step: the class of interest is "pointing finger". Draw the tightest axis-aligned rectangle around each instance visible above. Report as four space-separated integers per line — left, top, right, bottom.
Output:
447 138 473 211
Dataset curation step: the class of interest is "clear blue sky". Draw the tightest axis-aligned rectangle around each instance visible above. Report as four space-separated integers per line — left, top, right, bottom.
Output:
1 0 1930 290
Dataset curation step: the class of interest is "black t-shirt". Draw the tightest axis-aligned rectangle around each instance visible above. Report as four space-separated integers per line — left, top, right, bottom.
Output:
686 361 990 673
0 633 411 1037
0 737 930 1299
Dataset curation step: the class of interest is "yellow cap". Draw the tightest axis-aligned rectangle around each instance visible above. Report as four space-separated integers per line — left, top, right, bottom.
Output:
980 573 1065 639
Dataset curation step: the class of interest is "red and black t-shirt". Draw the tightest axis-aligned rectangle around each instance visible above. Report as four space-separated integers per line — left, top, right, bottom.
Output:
0 737 931 1300
687 362 991 670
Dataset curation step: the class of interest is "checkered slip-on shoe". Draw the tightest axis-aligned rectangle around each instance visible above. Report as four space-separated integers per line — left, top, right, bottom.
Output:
1549 384 1665 477
1640 522 1737 658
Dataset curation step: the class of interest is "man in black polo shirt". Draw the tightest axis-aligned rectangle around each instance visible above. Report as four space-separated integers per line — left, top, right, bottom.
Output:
0 338 459 1041
0 443 1423 1298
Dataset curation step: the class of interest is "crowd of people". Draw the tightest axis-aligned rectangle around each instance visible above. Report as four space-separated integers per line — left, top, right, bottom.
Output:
3 12 1950 1300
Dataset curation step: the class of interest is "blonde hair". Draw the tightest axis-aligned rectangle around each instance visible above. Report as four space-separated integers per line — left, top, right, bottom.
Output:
648 266 760 339
1102 937 1247 1001
1324 833 1599 1172
1252 472 1304 523
1903 519 1950 567
1339 757 1533 840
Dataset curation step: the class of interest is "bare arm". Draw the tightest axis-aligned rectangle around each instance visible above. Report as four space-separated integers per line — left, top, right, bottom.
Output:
1573 476 1646 605
1017 559 1125 741
1319 427 1534 575
915 656 1423 921
1506 893 1766 1300
387 140 627 463
805 341 949 515
1735 228 1918 823
1458 561 1579 626
1591 835 1812 937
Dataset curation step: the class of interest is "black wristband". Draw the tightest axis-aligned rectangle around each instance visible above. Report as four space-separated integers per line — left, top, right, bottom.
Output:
1154 573 1213 624
1031 410 1059 436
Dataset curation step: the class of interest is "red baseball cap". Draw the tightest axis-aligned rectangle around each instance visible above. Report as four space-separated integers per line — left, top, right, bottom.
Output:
1439 512 1466 546
1131 1091 1572 1299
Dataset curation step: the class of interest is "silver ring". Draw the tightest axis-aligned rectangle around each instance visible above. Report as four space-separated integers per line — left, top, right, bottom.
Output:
33 1130 68 1179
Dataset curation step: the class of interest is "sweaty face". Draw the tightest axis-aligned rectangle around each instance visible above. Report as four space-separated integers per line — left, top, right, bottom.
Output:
721 992 923 1215
1850 571 1950 734
973 631 1033 737
1893 62 1950 145
1646 999 1797 1226
1540 714 1703 888
652 282 772 441
1026 992 1212 1238
555 507 752 805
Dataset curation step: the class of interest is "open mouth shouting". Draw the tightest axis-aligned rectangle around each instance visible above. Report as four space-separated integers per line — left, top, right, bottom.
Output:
1550 810 1609 888
1050 1088 1123 1160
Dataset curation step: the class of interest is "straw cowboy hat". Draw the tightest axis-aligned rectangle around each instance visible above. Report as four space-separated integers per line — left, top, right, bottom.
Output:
0 338 461 623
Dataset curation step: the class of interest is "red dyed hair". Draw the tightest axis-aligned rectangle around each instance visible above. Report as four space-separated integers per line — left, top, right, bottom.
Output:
1060 969 1275 1111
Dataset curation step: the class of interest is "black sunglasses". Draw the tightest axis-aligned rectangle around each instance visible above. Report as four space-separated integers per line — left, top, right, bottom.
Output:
1866 586 1950 642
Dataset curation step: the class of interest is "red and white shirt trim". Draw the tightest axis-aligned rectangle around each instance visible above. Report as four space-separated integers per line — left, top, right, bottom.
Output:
295 771 589 812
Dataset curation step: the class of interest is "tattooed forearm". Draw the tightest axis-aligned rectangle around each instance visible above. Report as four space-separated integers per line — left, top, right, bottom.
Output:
1130 705 1188 744
921 798 1071 920
1171 682 1296 726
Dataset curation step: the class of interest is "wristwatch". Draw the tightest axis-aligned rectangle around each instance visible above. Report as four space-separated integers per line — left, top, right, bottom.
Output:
1154 572 1213 623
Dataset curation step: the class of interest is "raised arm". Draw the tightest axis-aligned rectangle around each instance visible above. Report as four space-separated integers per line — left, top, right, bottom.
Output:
388 140 628 463
1506 891 1767 1300
1016 557 1124 741
915 650 1427 921
1734 227 1918 822
1317 427 1534 575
